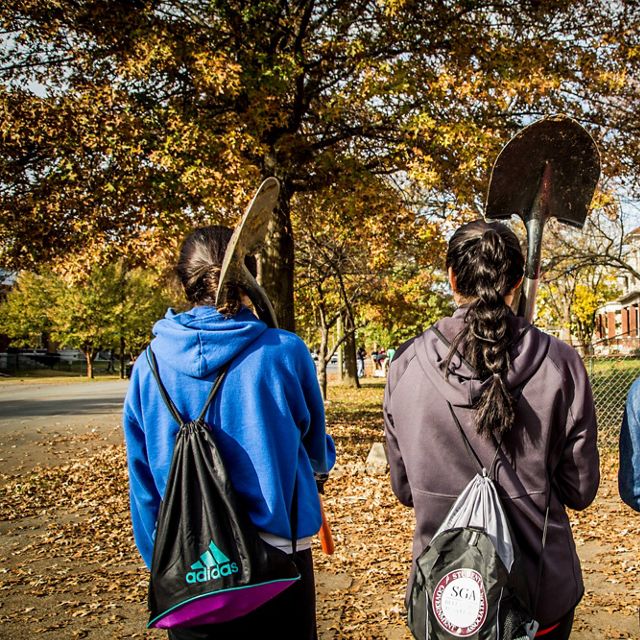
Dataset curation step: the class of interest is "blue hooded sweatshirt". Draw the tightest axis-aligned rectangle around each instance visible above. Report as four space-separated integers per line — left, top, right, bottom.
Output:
123 305 335 568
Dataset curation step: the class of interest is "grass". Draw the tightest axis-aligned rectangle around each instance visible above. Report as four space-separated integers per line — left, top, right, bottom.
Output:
0 358 125 382
585 356 640 375
0 366 123 384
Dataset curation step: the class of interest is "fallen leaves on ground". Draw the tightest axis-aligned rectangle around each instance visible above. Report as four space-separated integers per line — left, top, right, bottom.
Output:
0 380 638 639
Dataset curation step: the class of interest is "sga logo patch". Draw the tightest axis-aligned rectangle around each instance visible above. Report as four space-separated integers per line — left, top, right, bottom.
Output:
432 568 487 637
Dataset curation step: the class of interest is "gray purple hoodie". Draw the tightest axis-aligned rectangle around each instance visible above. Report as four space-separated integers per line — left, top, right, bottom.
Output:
383 307 599 627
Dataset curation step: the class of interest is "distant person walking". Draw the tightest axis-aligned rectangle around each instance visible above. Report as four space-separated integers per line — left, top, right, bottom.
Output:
384 220 599 639
106 350 116 374
371 348 379 371
372 347 386 377
357 346 367 378
620 378 640 512
123 226 335 639
383 346 396 375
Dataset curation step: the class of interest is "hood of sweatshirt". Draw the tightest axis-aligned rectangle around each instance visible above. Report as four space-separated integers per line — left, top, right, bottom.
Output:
414 306 551 408
150 305 268 378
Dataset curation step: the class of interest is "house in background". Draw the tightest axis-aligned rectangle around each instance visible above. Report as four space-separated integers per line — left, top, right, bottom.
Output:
594 228 640 353
0 269 16 295
0 269 17 352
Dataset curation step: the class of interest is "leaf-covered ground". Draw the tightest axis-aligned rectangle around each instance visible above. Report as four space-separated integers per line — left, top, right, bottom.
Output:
0 380 638 639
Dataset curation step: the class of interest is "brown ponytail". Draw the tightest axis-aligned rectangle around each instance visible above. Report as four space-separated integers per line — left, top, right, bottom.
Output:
176 226 256 317
445 220 524 437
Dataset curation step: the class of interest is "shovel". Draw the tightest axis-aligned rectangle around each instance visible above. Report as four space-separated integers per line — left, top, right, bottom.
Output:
485 115 601 322
217 177 336 555
216 177 280 325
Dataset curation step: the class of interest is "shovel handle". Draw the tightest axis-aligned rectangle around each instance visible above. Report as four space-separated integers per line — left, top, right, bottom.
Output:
520 218 545 323
519 276 540 323
318 495 335 555
519 163 552 323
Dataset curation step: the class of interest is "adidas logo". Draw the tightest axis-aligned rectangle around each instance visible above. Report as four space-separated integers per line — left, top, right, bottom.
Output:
185 540 240 585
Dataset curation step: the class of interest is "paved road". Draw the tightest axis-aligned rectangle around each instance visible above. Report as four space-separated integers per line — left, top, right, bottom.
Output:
0 380 129 424
0 380 129 476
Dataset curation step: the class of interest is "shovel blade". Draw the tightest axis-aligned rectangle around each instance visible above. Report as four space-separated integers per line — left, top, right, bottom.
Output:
485 115 600 228
216 177 280 326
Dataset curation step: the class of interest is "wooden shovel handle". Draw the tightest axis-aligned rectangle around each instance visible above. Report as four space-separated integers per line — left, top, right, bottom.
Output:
318 495 335 555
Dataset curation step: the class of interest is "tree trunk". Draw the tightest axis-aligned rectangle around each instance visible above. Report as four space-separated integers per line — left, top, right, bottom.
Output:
579 338 593 357
577 318 595 357
342 311 360 388
259 187 296 332
336 314 343 381
560 303 572 344
318 321 329 401
84 349 96 379
119 264 127 380
119 335 126 379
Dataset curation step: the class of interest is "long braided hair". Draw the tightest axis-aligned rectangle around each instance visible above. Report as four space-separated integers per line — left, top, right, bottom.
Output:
176 225 256 316
445 220 525 438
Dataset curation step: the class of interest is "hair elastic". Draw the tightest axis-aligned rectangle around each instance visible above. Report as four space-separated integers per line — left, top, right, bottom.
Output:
204 264 221 278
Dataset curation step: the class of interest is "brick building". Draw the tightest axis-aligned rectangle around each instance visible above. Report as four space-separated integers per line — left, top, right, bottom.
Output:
594 228 640 353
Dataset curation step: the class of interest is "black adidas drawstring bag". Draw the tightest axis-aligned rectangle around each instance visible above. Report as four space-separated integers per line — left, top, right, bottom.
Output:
145 348 300 629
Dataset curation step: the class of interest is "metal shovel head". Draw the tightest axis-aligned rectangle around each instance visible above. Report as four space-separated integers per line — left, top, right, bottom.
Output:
215 177 280 327
485 115 600 228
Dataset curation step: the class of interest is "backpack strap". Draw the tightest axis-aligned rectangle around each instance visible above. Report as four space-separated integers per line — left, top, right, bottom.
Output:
146 347 185 426
432 325 475 371
145 346 228 426
196 364 229 423
446 401 502 478
437 320 552 619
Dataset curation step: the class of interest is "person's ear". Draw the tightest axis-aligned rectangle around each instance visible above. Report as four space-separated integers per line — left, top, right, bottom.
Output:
511 276 524 295
448 267 458 293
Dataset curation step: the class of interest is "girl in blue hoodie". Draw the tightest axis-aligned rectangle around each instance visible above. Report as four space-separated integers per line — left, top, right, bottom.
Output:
123 226 335 640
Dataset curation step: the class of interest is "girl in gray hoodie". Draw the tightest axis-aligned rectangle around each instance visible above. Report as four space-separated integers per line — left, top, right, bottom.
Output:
384 220 599 640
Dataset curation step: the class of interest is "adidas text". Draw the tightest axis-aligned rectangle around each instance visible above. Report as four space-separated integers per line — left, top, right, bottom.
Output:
186 562 239 584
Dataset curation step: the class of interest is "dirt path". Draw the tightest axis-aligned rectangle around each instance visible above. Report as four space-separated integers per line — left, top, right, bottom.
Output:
0 383 638 639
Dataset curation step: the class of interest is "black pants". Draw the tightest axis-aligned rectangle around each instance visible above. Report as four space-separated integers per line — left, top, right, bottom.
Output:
168 548 317 640
536 609 574 640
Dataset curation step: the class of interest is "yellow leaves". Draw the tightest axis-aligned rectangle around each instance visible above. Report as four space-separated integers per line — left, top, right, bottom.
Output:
406 163 440 191
433 70 476 99
118 30 174 80
596 69 628 92
192 51 242 97
573 278 620 325
408 114 437 136
145 108 261 217
379 0 410 17
591 188 618 216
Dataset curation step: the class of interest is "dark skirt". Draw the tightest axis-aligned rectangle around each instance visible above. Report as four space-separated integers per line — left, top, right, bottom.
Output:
168 548 317 640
